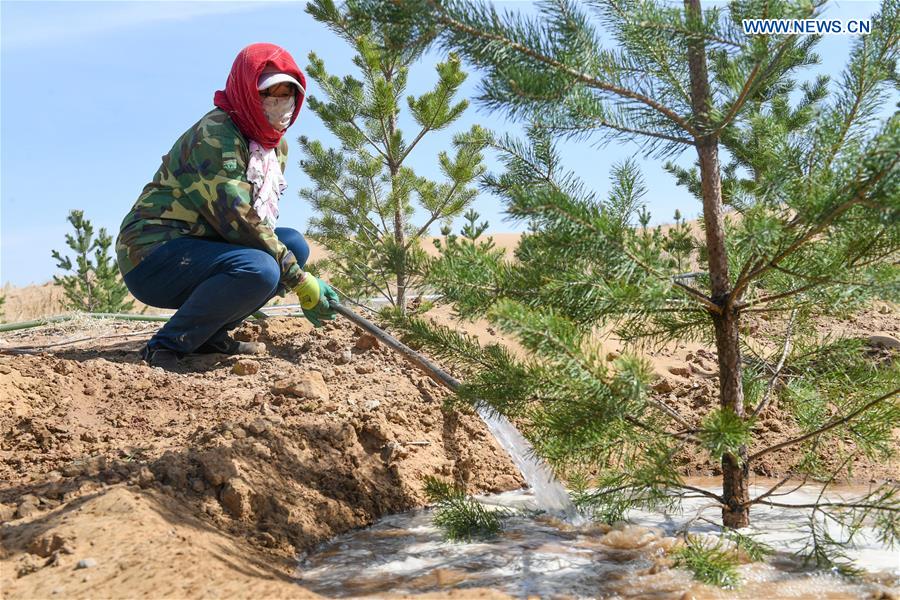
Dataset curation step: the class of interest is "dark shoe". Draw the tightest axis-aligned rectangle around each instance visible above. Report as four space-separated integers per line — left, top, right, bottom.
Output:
195 335 266 356
140 344 182 370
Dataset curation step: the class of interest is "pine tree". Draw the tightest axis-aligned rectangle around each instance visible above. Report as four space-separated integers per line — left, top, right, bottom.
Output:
434 208 495 252
300 0 486 311
51 210 134 314
372 0 899 556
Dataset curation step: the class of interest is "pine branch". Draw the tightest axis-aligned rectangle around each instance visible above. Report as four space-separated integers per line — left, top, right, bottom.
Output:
749 470 813 507
545 113 695 147
406 179 462 250
318 169 388 245
734 149 899 296
641 399 695 432
712 26 808 135
624 414 699 443
757 500 900 512
366 171 392 236
349 119 390 161
743 281 833 309
399 64 461 163
674 483 724 503
739 230 895 310
429 1 699 136
672 280 721 314
771 263 875 288
616 317 709 344
818 17 898 174
349 258 396 305
750 439 837 509
602 1 695 105
513 192 720 315
400 125 431 165
604 1 743 50
749 308 796 419
714 63 760 134
749 387 900 462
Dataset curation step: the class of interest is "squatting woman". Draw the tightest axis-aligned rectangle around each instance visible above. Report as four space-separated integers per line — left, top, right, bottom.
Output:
116 43 338 369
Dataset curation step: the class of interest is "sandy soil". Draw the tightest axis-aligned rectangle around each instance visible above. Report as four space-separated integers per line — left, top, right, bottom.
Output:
0 317 523 598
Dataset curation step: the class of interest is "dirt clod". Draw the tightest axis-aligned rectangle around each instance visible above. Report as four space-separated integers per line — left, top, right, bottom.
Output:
0 502 16 522
232 360 260 376
220 478 254 520
868 334 900 350
667 365 691 378
355 333 379 352
197 451 238 487
271 371 329 401
137 466 155 488
27 534 70 558
247 419 270 435
652 379 674 393
16 496 39 519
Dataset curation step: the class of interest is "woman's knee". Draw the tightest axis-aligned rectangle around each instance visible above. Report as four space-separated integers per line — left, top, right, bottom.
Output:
275 227 310 268
234 250 281 296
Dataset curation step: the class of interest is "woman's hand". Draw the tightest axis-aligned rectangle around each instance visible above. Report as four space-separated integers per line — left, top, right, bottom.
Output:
294 276 339 327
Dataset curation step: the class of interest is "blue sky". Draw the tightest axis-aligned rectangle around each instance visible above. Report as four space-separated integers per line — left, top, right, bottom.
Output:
0 0 891 286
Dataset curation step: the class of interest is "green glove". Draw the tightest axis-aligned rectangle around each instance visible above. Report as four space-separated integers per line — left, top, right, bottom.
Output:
294 276 339 327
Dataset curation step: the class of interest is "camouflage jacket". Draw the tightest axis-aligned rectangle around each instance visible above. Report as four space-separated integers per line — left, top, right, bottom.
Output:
116 108 303 288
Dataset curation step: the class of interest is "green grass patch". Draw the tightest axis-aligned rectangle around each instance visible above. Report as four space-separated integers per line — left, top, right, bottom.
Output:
671 536 741 588
423 476 509 542
725 529 774 563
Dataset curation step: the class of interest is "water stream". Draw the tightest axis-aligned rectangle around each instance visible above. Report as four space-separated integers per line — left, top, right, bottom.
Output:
475 408 579 520
296 480 899 599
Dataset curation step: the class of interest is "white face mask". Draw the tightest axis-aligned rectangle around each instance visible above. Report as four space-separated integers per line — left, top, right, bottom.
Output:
262 95 295 131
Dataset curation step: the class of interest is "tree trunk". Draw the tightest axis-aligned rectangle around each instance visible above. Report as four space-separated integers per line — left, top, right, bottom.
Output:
387 153 407 312
384 70 407 313
684 0 749 528
394 203 407 312
713 309 750 528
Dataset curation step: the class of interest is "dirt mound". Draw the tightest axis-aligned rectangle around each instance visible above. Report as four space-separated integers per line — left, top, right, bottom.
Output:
0 317 523 598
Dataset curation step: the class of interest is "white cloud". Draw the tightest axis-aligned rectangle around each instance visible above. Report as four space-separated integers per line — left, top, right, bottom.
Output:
2 1 294 49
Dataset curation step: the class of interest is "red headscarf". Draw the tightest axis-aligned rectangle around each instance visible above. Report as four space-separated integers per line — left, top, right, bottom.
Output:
214 43 306 150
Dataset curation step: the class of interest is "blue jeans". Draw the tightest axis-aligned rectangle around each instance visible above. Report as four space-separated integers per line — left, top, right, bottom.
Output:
123 228 309 354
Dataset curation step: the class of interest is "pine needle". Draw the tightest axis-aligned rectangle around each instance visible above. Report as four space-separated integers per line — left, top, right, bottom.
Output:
423 476 509 541
671 536 741 588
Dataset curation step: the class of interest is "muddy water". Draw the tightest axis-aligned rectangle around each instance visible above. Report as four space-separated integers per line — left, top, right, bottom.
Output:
476 409 579 519
296 481 899 599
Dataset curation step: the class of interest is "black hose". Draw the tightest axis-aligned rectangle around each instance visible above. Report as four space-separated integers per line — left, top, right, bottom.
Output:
332 304 461 392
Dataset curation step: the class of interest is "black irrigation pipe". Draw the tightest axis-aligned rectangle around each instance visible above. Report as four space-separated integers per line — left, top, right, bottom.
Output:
332 304 461 391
